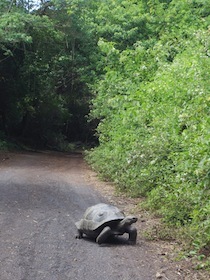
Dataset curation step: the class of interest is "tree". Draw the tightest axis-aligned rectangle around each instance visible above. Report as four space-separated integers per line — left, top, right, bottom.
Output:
0 0 99 147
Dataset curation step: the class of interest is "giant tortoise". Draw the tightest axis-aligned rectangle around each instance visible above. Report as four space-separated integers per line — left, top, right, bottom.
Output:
75 203 137 245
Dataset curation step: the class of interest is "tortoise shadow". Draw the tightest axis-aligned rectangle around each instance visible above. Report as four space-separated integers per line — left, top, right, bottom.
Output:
82 235 134 247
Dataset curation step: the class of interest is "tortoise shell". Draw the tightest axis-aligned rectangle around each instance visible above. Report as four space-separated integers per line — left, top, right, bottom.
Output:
75 203 125 231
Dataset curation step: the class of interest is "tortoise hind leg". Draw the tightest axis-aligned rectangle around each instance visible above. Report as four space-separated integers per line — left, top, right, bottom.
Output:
96 226 112 244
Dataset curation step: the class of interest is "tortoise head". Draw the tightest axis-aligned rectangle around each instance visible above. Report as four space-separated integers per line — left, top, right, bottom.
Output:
120 216 137 227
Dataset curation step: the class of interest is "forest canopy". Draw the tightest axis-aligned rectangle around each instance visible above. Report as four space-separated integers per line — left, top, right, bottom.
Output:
0 0 99 148
0 0 210 258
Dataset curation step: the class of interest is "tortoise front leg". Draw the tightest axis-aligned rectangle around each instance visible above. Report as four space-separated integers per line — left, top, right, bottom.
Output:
126 226 137 245
96 226 112 244
76 229 83 239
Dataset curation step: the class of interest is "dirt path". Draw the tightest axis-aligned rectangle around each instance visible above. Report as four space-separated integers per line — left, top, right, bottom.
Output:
0 151 208 280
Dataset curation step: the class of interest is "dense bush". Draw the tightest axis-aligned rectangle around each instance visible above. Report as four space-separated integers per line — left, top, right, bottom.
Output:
87 0 210 252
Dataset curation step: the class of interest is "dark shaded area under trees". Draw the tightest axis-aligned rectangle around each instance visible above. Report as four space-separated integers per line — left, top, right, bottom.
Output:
0 0 98 149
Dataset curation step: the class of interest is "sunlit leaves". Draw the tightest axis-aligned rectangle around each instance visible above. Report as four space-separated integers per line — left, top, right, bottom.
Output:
0 12 32 45
87 0 210 251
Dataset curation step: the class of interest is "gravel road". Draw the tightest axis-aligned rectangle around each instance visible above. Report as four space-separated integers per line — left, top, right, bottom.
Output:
1 151 207 280
0 151 158 280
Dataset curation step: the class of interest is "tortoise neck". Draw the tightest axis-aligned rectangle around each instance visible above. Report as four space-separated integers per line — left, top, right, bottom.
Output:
119 218 127 227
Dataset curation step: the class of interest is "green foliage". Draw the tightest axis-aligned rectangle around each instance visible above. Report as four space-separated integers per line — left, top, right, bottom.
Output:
0 8 70 146
0 0 98 147
0 139 8 150
87 0 210 254
0 12 32 45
